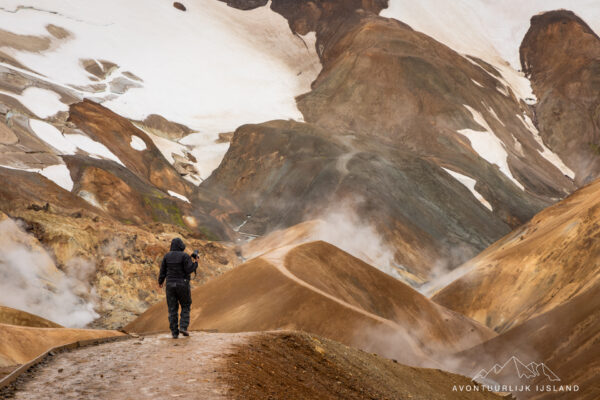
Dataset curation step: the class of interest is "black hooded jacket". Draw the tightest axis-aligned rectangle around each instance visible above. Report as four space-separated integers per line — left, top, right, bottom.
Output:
158 238 198 284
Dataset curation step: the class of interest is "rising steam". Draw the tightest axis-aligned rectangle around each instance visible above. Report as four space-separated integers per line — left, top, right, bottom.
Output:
304 198 408 280
0 218 98 327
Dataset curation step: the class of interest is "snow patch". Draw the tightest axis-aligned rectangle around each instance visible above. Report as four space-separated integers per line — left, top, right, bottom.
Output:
485 104 505 127
1 161 74 192
517 113 575 179
38 164 74 191
78 190 103 209
442 167 492 211
129 135 146 151
180 132 230 181
168 190 190 203
0 164 73 192
0 87 68 118
29 119 77 154
142 128 228 182
65 134 125 166
0 0 321 184
458 105 524 190
29 119 125 166
141 129 185 165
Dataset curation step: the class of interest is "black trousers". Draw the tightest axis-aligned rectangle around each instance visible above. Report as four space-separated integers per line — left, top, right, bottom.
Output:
166 281 192 335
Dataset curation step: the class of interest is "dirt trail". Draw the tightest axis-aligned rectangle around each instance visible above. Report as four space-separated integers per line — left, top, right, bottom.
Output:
262 246 402 329
6 332 252 400
4 330 505 400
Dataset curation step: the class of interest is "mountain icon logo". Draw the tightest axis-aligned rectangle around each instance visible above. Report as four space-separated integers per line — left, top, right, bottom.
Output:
474 356 560 382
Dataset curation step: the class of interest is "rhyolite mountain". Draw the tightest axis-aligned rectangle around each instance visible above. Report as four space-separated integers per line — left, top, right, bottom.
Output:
0 1 599 398
202 4 581 279
0 0 597 324
521 10 600 186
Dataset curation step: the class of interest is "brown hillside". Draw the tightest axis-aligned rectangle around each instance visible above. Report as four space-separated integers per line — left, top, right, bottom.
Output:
226 331 503 400
0 323 123 368
458 282 600 400
242 220 423 284
127 241 494 366
433 177 600 333
0 306 61 329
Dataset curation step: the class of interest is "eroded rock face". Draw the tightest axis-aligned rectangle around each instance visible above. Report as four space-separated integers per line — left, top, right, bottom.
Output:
64 101 231 239
204 120 511 277
68 101 189 196
521 10 600 185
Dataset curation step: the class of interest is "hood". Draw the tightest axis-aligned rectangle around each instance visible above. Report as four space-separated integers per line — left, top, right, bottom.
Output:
170 237 186 251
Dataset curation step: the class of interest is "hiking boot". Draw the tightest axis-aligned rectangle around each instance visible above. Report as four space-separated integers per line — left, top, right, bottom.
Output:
172 333 179 339
180 330 189 337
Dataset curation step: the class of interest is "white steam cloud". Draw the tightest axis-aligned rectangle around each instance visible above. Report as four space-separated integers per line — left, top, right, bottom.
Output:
0 218 98 327
305 199 411 281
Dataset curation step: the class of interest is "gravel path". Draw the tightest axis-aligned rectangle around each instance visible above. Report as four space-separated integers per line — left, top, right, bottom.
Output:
8 332 253 400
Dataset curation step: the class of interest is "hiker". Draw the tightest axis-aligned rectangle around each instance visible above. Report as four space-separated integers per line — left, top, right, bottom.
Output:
158 237 198 339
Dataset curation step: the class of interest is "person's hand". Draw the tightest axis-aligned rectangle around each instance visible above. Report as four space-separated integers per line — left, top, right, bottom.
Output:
158 282 163 289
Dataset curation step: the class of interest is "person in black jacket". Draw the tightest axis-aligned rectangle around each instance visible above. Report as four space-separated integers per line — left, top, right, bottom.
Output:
158 237 198 338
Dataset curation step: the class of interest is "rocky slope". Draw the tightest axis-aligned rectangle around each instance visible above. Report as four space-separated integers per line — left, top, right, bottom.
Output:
433 176 600 333
521 10 600 185
126 241 495 367
202 5 578 279
457 281 600 399
0 206 235 329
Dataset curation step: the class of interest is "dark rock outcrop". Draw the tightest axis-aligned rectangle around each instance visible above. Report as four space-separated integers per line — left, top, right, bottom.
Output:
173 2 186 11
520 10 600 185
270 0 388 37
138 113 193 140
218 0 267 10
